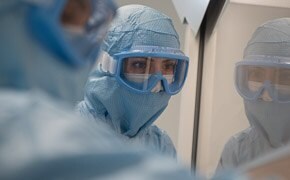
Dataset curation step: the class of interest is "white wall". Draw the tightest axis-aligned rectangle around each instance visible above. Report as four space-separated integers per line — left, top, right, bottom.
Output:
196 2 290 177
116 0 187 149
177 27 200 167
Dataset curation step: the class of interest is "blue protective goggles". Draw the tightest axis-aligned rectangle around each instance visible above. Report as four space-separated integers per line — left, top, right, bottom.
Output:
98 46 189 95
235 56 290 103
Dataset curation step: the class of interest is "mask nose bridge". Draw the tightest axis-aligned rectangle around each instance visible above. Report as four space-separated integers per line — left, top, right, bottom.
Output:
154 72 169 83
258 80 274 101
149 72 169 91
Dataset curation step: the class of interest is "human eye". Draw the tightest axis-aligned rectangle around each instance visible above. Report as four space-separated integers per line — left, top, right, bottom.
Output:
125 57 148 74
248 67 264 82
131 61 147 69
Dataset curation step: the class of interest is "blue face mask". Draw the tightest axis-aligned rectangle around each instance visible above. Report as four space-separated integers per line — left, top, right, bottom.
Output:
83 69 171 137
244 99 290 148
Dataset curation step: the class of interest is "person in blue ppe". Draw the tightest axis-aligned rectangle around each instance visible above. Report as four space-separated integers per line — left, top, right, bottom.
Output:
0 0 115 103
0 1 194 179
77 4 189 158
216 18 290 171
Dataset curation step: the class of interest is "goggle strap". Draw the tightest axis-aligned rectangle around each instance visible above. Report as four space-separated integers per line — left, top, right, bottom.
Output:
98 50 117 74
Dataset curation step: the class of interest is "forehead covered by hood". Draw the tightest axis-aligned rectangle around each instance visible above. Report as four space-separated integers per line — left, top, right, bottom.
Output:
102 4 180 56
244 18 290 61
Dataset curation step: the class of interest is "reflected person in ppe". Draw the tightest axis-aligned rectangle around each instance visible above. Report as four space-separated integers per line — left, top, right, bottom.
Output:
77 5 189 158
0 1 194 179
217 18 290 171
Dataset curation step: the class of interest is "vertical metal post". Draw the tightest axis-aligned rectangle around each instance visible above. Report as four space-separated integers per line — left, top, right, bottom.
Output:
191 16 206 169
191 0 227 169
